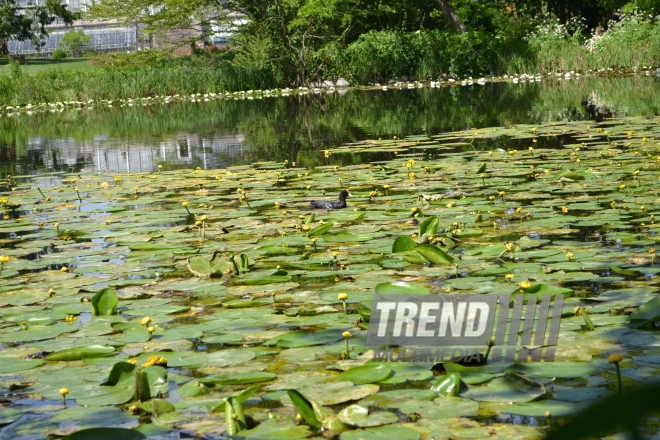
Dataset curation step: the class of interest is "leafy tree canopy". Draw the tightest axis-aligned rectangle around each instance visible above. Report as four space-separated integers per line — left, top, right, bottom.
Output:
0 0 79 55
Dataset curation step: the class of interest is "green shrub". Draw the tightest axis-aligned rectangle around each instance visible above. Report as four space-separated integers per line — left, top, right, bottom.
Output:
52 48 68 59
590 8 660 67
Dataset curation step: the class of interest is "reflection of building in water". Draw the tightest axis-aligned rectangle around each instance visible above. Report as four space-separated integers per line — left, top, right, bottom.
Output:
24 132 248 176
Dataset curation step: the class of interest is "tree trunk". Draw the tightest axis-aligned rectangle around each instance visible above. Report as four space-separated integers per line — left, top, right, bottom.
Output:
0 38 8 56
434 0 467 33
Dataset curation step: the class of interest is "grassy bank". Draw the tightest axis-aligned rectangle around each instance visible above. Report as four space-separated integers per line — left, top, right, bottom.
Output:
0 57 94 76
1 10 659 106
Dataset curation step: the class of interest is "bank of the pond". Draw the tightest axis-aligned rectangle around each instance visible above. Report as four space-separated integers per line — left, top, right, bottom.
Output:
0 60 659 113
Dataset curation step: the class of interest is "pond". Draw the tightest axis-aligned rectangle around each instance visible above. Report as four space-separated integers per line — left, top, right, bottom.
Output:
1 75 660 439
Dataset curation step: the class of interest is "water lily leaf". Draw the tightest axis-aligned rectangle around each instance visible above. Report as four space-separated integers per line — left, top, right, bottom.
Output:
552 387 615 402
419 217 439 235
242 418 309 439
142 365 169 396
282 382 379 406
335 364 392 384
101 361 135 386
415 244 455 264
323 231 373 242
46 345 115 361
461 374 545 403
264 330 343 348
340 425 420 440
91 288 118 316
510 283 573 297
507 362 599 378
628 296 660 328
287 390 322 430
431 372 460 397
397 396 478 418
0 408 23 425
178 380 212 398
507 400 586 417
553 170 586 181
308 222 334 237
392 236 417 253
199 372 276 385
187 255 234 278
63 427 147 440
0 357 43 374
232 275 292 285
375 281 430 295
337 405 397 428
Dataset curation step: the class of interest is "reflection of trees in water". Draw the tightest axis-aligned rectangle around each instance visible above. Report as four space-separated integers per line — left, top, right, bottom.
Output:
583 90 613 122
0 76 659 177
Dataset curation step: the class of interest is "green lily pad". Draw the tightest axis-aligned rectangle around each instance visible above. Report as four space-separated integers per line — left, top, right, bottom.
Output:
338 405 398 428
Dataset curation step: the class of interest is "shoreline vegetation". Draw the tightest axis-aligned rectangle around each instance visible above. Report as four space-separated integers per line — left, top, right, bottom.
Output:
1 8 660 109
0 65 659 117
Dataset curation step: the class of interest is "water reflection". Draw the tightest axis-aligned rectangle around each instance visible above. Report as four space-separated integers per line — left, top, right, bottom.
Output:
23 132 247 174
0 76 658 177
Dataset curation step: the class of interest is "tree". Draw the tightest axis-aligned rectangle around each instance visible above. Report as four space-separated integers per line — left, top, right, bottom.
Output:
58 29 91 56
434 0 467 32
0 0 79 56
84 0 226 48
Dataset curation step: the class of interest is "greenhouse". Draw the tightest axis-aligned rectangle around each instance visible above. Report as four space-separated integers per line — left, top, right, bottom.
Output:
8 25 137 55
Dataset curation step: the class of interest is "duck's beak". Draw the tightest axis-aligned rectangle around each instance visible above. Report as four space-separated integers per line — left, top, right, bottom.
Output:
346 191 353 196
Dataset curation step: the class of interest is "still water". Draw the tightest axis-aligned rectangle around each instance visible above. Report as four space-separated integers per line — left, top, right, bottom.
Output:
1 75 659 178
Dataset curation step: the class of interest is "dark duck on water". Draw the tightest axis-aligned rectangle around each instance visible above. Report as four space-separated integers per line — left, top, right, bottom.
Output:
310 190 351 210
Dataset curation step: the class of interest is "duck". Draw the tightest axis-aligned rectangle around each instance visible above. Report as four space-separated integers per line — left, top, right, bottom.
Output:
310 190 351 210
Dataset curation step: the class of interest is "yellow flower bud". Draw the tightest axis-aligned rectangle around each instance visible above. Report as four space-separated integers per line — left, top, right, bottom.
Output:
59 388 69 395
609 354 624 364
338 293 349 301
342 331 352 338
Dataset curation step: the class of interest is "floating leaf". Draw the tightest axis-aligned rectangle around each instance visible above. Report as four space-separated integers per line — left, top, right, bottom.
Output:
335 364 392 384
415 244 455 264
431 373 461 397
46 345 115 361
628 296 660 328
337 405 397 428
91 288 118 316
419 217 439 235
308 222 334 237
63 428 147 440
392 236 417 253
375 281 430 295
287 390 322 430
